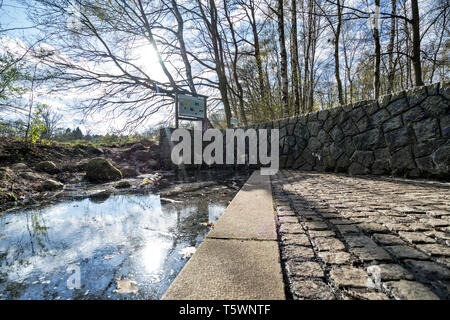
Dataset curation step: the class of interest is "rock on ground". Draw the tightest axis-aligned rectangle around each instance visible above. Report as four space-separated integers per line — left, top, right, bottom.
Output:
85 158 122 182
35 161 58 174
39 179 64 191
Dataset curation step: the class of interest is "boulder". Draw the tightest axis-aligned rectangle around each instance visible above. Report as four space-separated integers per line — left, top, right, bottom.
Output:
130 143 146 152
39 179 64 191
121 167 138 178
11 163 28 170
20 171 41 181
36 161 58 174
85 158 122 182
134 150 154 161
75 160 89 172
89 189 112 203
114 180 132 189
86 145 103 155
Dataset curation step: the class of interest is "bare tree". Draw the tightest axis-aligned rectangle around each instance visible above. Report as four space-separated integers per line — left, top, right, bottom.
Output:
290 0 301 114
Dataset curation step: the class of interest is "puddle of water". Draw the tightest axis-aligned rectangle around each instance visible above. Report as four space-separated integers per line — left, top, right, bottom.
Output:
0 171 248 300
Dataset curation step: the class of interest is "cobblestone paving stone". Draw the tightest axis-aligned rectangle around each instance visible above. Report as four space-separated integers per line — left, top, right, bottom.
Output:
272 170 450 300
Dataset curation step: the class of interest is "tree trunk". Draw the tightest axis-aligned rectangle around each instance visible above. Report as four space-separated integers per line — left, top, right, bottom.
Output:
224 0 248 126
277 0 289 117
290 0 301 115
334 0 344 105
248 0 266 101
410 0 424 86
387 0 397 92
171 0 196 95
372 0 381 99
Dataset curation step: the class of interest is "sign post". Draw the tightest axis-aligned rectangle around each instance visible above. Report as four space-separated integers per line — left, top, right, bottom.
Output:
174 93 208 129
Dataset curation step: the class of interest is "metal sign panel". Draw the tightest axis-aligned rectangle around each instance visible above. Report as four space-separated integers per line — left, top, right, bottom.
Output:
178 94 205 119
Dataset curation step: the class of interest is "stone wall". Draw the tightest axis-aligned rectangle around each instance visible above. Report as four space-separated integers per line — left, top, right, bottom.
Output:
160 80 449 178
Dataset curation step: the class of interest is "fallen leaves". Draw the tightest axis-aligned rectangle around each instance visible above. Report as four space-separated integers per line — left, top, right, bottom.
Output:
113 275 138 294
179 246 196 259
200 221 215 228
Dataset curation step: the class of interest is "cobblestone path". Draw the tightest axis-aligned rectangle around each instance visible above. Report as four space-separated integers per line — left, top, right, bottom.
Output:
272 170 450 300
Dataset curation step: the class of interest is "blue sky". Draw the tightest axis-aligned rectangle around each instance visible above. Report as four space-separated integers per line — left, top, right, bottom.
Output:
1 1 33 38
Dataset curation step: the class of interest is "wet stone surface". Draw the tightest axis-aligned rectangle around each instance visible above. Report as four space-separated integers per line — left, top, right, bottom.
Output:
272 170 450 300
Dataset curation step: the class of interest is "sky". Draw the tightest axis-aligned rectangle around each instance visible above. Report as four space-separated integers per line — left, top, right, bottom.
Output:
0 0 172 134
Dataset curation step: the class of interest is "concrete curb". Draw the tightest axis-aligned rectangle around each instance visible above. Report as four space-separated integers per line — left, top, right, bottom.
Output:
162 170 285 300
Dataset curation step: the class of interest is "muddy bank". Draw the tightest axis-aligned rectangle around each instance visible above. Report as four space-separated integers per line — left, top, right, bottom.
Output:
0 139 164 211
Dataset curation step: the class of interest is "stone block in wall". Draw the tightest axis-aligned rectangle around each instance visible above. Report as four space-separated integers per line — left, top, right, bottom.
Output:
427 82 440 96
330 124 345 142
378 94 391 109
307 121 322 136
341 118 358 136
412 118 440 142
307 137 322 152
371 108 391 124
308 111 319 122
413 138 446 158
364 101 380 115
317 129 332 146
294 123 310 140
329 141 344 161
286 153 295 168
344 136 356 157
287 123 295 135
273 120 280 129
336 107 349 123
385 127 411 152
416 156 435 173
295 137 308 153
348 162 369 175
387 97 409 115
407 86 428 108
353 128 384 151
323 115 336 131
402 106 428 123
288 116 298 124
390 147 417 174
431 143 449 173
318 109 329 121
298 115 308 125
335 155 351 172
439 79 450 100
372 160 390 175
421 95 448 117
292 155 306 169
355 115 372 132
383 115 403 132
440 114 450 138
300 149 316 168
279 126 287 139
374 148 390 161
350 150 374 167
349 107 367 123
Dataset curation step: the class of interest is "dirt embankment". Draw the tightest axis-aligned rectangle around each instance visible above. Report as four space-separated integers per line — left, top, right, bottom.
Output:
0 138 163 211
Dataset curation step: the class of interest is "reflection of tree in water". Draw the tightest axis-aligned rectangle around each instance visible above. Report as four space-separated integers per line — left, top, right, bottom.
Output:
28 212 50 253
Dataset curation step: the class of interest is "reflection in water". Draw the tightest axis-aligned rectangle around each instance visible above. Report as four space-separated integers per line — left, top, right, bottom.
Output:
0 176 242 300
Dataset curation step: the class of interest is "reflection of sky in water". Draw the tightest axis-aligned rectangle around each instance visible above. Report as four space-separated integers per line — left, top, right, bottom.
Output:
0 193 229 300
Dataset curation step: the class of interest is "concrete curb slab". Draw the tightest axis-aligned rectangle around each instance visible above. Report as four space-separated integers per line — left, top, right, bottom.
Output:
162 170 285 300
